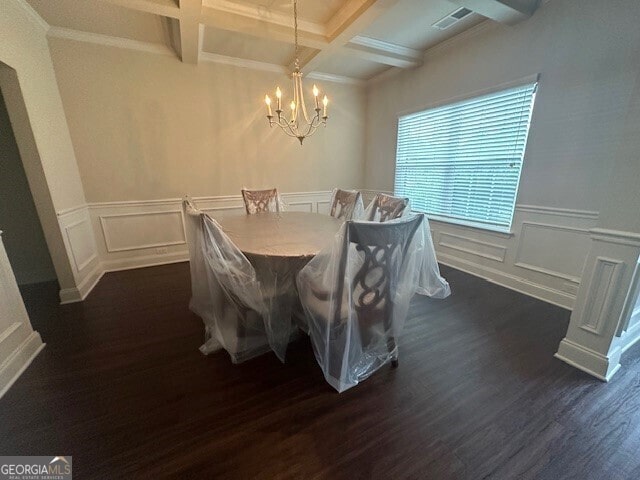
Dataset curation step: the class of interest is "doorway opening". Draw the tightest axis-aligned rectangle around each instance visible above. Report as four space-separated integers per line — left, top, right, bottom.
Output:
0 63 63 324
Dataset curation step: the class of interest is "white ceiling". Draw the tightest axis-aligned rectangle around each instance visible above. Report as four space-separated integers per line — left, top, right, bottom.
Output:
25 0 540 82
202 26 298 65
229 0 346 24
312 52 390 80
361 0 486 51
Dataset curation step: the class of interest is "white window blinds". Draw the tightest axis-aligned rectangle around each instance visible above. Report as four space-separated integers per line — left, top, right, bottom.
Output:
394 81 537 232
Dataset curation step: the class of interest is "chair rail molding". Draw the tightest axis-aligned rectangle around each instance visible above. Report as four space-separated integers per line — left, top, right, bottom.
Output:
555 229 640 381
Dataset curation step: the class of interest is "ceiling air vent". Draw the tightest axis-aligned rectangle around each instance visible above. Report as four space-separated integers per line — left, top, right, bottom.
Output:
432 7 473 30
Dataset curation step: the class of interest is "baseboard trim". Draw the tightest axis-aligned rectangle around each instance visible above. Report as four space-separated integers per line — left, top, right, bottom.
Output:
102 252 189 274
554 338 620 381
59 253 190 304
59 262 105 305
0 332 45 399
437 252 575 310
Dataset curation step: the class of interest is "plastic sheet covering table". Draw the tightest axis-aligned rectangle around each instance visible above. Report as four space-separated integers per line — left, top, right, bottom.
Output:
217 212 343 361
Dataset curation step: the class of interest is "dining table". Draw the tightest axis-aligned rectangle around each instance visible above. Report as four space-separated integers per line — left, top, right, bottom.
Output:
217 211 343 361
217 211 343 259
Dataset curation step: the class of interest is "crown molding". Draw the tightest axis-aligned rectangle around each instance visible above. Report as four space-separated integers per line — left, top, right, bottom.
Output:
202 0 325 36
13 0 49 32
48 27 176 57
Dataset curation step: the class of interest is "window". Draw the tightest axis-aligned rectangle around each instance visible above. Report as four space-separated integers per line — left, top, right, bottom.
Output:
394 81 537 232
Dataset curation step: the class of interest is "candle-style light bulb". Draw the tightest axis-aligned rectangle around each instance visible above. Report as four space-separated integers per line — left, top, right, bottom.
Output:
275 87 282 110
290 100 296 121
322 95 328 117
313 84 319 109
265 95 272 116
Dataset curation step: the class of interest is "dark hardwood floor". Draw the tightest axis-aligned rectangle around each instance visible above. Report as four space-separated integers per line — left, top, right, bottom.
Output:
2 263 640 479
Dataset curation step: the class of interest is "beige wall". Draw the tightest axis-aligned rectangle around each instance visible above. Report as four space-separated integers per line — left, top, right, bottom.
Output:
47 38 366 202
365 0 640 218
362 0 640 310
0 0 90 291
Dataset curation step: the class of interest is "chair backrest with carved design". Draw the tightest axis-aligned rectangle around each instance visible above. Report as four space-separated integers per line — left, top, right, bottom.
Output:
368 193 409 222
241 188 280 214
330 189 363 221
332 215 424 327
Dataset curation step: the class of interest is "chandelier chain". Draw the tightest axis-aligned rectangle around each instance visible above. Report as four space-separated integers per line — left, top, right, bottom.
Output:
293 0 299 69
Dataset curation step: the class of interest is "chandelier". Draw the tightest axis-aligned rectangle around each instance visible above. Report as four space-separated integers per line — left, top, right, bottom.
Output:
264 0 328 145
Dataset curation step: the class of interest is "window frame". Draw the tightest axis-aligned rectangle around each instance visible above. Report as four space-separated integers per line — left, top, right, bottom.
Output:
393 74 539 234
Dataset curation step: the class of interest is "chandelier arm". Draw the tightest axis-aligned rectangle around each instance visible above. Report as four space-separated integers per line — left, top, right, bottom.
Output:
302 115 317 137
278 119 299 137
282 118 300 138
278 123 299 138
271 115 296 136
305 117 319 137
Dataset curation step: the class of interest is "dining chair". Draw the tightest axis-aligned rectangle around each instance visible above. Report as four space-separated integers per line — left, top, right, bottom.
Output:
365 193 410 222
297 214 425 392
182 197 270 363
182 196 212 321
241 188 281 214
329 188 365 221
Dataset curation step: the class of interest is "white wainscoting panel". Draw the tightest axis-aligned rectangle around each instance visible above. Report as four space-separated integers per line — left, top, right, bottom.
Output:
438 232 507 263
57 205 101 303
64 218 97 272
62 191 336 301
515 222 591 283
60 190 602 311
100 210 186 253
317 201 331 215
579 257 625 335
361 190 599 309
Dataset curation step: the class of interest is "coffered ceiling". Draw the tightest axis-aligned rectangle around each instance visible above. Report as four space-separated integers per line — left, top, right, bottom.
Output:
26 0 540 82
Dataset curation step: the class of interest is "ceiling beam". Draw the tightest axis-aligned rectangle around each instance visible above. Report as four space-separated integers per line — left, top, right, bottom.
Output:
294 0 402 74
177 0 202 64
105 0 418 71
450 0 539 25
346 36 422 68
103 0 181 18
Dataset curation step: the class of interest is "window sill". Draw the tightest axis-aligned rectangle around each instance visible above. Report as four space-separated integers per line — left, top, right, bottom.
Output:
418 213 515 238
